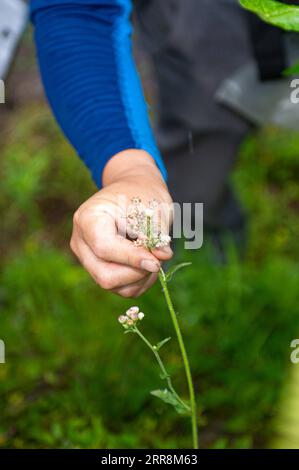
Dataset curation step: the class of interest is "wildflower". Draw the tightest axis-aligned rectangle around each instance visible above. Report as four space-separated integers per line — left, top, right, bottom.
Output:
126 198 171 250
155 234 171 248
126 306 139 317
131 197 142 205
118 306 145 329
118 315 128 324
144 208 154 218
150 199 159 207
120 197 198 448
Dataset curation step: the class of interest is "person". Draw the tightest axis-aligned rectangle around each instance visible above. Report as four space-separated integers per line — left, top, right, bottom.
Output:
29 0 287 297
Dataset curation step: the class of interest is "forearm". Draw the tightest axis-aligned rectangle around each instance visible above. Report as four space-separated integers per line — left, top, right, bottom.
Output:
30 0 167 188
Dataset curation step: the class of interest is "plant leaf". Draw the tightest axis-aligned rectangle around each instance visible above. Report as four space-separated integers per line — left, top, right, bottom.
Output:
239 0 299 32
283 61 299 77
154 337 171 351
150 388 190 415
165 262 192 282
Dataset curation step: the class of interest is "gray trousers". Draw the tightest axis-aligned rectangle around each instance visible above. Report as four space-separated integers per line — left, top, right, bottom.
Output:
135 0 252 232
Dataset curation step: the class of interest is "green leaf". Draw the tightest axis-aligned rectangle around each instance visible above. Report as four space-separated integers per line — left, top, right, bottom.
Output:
150 388 190 415
283 61 299 77
154 337 171 351
165 262 192 282
239 0 299 31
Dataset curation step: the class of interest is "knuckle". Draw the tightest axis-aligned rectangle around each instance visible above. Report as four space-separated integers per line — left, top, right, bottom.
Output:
72 209 81 227
73 202 90 228
92 239 107 258
97 272 114 290
69 236 77 255
126 253 138 268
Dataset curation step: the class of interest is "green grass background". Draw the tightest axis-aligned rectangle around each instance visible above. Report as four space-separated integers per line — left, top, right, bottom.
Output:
1 31 299 449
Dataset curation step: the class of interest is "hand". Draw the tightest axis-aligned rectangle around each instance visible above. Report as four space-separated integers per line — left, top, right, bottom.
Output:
70 150 173 297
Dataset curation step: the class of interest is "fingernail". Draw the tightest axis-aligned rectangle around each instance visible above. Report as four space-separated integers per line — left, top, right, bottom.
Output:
141 259 160 273
157 246 173 255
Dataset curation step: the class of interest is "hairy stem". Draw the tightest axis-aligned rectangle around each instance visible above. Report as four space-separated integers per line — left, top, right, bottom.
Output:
159 267 199 449
133 325 190 412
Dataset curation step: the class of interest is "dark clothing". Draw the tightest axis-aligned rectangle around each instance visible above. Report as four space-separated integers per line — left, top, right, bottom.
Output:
32 0 279 234
136 0 251 231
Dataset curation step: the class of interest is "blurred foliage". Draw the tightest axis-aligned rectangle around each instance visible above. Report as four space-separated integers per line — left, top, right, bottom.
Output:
240 0 299 32
239 1 299 76
272 356 299 449
2 101 299 446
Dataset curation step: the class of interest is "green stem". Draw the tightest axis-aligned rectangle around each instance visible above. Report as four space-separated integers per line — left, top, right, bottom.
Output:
159 267 199 449
146 215 152 243
133 326 189 412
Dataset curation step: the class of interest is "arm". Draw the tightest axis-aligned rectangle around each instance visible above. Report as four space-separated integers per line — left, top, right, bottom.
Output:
31 0 172 297
30 0 167 187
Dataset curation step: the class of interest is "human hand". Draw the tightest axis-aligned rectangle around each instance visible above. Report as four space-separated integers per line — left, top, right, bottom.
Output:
70 150 173 297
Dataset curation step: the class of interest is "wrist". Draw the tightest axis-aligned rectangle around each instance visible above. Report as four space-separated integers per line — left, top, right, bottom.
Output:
102 149 166 188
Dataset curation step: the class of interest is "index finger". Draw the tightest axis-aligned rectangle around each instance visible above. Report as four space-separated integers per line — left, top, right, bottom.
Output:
83 213 161 273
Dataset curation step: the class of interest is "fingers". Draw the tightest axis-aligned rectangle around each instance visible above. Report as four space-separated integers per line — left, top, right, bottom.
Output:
72 237 157 297
71 189 173 298
80 213 161 273
152 244 173 261
71 236 153 290
112 272 158 298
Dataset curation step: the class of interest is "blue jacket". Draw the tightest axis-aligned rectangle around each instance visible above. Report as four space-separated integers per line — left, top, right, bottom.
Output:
30 0 166 187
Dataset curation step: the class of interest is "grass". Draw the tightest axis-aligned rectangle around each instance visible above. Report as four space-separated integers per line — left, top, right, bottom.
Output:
2 37 299 447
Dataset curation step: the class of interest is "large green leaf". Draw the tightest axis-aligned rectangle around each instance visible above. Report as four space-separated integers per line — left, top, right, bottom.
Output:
151 389 190 415
240 0 299 31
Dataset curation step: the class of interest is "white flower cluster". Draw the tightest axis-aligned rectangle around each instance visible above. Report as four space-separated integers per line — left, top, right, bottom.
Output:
118 306 145 328
127 198 171 249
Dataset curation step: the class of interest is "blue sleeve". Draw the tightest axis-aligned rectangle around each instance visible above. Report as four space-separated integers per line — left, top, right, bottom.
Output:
30 0 167 188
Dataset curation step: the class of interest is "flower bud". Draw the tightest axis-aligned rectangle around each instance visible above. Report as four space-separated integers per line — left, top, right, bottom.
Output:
126 306 139 318
118 315 128 324
145 208 154 217
138 312 145 320
132 197 141 205
156 234 171 247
